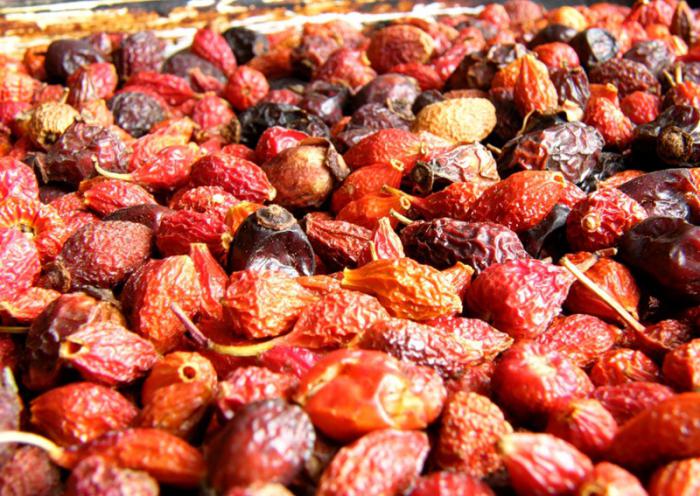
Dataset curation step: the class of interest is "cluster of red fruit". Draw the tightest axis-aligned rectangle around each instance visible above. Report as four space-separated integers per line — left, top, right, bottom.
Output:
1 0 700 494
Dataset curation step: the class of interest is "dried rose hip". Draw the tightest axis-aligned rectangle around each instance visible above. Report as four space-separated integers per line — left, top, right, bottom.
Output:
224 66 269 111
189 152 276 203
662 339 700 391
24 292 124 390
56 221 153 290
59 321 158 386
316 429 429 496
467 258 575 339
545 398 617 459
261 142 349 210
577 462 647 496
590 348 661 387
408 472 495 496
341 257 462 321
295 349 445 441
499 433 593 496
141 351 217 405
366 24 435 74
228 205 316 277
435 391 512 478
0 227 40 304
648 458 700 496
400 219 529 273
0 446 61 495
215 366 297 421
608 393 700 470
206 400 315 492
493 342 594 422
121 255 201 353
138 380 212 439
30 382 138 446
565 255 641 327
113 31 165 80
65 455 159 496
44 122 130 186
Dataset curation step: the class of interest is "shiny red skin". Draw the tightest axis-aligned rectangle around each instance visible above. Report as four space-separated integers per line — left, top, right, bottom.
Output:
466 258 575 339
589 348 661 387
493 342 594 422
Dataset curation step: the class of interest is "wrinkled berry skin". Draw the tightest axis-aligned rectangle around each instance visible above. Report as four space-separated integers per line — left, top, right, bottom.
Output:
109 92 166 138
400 219 529 273
163 50 228 88
498 121 604 187
350 73 421 114
45 39 105 83
59 221 153 290
238 103 330 148
113 31 166 80
569 28 619 70
45 122 130 186
206 399 315 492
619 216 700 302
228 205 316 277
223 26 269 64
617 168 700 223
65 455 160 496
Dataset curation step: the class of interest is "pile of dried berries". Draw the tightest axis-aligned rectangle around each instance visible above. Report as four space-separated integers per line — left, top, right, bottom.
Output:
1 0 700 494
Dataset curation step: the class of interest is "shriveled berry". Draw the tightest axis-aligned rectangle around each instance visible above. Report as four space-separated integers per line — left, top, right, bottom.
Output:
408 472 495 496
206 399 315 491
621 91 661 125
45 39 105 83
500 432 593 496
109 91 166 138
535 314 618 368
589 58 660 97
577 462 647 496
366 24 434 73
662 339 700 391
593 381 675 426
59 321 158 386
435 391 512 478
467 258 575 339
65 456 159 496
224 66 269 111
113 31 165 80
590 349 661 387
566 188 647 251
468 171 567 233
493 342 594 421
45 122 130 186
317 429 429 496
30 382 138 446
121 255 201 353
545 398 618 459
649 458 700 496
58 221 152 290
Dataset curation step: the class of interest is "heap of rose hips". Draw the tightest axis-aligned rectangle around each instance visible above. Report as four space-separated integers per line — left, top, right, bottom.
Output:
1 0 700 494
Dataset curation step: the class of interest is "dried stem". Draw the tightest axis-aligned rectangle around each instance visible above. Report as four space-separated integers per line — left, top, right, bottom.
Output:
0 326 29 334
93 162 132 181
560 256 645 332
0 431 64 462
170 302 281 357
389 209 413 226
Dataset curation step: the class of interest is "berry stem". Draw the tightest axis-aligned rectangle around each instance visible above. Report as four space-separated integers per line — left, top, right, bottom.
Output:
560 256 645 332
389 209 413 225
0 431 64 462
93 162 133 181
170 302 281 356
0 326 29 334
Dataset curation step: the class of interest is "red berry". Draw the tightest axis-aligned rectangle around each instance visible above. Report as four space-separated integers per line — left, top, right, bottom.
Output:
224 66 269 111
